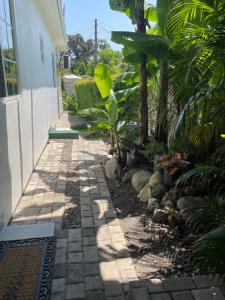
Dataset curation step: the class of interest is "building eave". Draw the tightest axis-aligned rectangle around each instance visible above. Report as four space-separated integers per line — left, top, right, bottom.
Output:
37 0 67 52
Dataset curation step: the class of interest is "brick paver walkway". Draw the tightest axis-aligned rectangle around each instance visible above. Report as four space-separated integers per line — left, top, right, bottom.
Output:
10 112 225 300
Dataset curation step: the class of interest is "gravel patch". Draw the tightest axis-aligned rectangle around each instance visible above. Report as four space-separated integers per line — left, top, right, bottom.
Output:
105 177 196 279
61 141 81 229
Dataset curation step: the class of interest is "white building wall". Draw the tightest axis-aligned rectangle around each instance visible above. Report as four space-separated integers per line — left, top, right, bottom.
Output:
0 0 61 225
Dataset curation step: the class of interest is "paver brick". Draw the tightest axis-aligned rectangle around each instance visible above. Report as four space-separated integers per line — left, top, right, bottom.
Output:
66 283 85 299
84 275 103 290
104 282 124 297
129 287 150 300
68 229 82 242
53 263 67 279
81 217 94 228
151 293 172 300
172 291 194 300
83 246 99 262
86 290 105 300
68 252 83 263
56 238 68 249
52 278 66 293
192 287 225 300
67 264 83 284
147 278 165 293
55 248 67 264
83 236 96 246
84 263 100 276
68 241 82 252
162 277 196 291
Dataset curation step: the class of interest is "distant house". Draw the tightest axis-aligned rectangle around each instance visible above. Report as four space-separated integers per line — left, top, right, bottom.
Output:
0 0 67 226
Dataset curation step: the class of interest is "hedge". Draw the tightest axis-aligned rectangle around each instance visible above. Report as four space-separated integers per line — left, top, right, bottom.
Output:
75 79 101 109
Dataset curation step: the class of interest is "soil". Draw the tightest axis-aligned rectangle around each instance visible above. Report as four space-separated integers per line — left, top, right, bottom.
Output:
105 176 197 279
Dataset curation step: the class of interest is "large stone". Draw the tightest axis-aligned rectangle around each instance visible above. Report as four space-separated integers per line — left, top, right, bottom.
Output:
167 211 182 226
105 157 121 180
149 171 163 187
183 186 197 196
132 170 152 192
164 200 174 210
177 196 202 212
147 198 161 213
152 209 168 223
151 184 167 200
122 168 138 183
138 183 151 202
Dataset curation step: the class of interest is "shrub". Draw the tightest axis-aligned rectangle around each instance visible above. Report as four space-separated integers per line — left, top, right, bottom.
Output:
75 79 101 109
62 92 77 112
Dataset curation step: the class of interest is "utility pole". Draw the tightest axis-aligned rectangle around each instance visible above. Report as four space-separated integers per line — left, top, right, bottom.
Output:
94 19 98 65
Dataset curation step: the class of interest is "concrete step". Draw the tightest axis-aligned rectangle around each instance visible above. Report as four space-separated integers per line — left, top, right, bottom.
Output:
48 127 79 139
0 223 55 241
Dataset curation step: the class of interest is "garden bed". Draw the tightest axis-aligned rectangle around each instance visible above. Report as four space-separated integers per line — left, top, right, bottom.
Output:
105 176 197 279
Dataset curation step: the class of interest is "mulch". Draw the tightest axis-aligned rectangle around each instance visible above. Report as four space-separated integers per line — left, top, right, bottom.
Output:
105 177 196 279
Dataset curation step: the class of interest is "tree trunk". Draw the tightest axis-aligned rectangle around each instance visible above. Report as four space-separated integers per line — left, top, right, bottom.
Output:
137 0 148 145
155 60 168 149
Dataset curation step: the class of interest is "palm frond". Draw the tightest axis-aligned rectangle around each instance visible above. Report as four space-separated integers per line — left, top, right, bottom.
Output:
193 225 225 281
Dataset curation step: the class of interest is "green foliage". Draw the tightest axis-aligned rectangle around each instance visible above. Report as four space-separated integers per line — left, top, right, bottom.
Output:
140 139 164 160
74 64 138 156
176 141 225 279
75 79 101 110
62 92 77 112
111 31 170 63
94 64 112 98
193 226 225 282
72 59 87 76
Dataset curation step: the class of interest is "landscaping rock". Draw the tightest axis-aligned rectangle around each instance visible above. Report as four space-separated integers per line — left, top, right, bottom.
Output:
147 198 161 213
183 186 197 196
105 157 122 180
168 211 182 226
151 184 167 200
138 183 151 202
177 196 202 212
122 168 138 184
149 171 163 187
164 200 174 210
152 209 168 223
168 187 181 201
132 170 152 192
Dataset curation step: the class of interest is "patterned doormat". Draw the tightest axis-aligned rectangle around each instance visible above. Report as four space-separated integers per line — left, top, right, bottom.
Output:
0 237 56 300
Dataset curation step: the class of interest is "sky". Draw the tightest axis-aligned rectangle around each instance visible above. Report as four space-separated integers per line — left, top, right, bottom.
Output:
62 0 156 51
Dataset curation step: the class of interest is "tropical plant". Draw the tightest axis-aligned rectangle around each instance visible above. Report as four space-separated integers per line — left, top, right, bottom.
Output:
139 139 164 160
176 142 225 279
167 0 225 157
62 92 77 112
109 0 150 145
73 64 138 159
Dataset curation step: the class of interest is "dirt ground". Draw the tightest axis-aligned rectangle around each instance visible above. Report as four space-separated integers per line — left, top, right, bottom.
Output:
105 177 197 279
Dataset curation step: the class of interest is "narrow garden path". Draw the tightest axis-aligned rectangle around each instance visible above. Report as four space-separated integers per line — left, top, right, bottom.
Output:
10 112 225 300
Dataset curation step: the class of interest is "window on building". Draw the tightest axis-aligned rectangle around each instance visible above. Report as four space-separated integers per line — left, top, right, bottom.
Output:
0 0 18 97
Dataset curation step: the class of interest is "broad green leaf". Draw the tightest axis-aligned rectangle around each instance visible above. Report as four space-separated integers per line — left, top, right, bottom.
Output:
156 0 170 34
115 86 139 103
94 64 112 98
109 0 139 24
106 90 118 126
112 31 170 60
145 5 157 22
221 134 225 139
